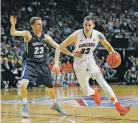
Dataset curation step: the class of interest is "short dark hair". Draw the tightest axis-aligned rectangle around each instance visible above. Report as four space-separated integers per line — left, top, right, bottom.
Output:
84 15 95 23
30 17 41 25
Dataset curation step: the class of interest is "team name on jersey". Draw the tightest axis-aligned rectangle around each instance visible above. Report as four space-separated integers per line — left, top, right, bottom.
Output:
79 43 95 48
34 54 44 58
32 42 44 46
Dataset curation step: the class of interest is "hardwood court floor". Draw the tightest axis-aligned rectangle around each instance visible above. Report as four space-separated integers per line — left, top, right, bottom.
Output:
1 85 138 123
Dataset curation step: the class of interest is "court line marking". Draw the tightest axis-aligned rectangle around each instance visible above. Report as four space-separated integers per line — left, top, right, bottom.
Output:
1 112 75 123
1 112 138 122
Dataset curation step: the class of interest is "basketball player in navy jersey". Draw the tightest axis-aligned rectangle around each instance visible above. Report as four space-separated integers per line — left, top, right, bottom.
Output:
10 16 74 117
53 15 130 116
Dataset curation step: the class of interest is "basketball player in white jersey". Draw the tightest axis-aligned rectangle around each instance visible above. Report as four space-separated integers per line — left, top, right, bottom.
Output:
53 15 130 116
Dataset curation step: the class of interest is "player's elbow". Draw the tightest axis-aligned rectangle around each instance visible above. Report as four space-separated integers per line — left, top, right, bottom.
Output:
58 45 64 51
10 33 14 36
10 30 15 36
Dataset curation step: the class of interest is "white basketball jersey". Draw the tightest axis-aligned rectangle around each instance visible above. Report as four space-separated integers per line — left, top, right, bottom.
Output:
73 29 100 69
74 29 99 59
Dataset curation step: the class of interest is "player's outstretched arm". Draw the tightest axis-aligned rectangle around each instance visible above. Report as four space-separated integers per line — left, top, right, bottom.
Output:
10 16 31 41
54 33 78 65
44 34 73 57
98 32 117 54
52 33 78 73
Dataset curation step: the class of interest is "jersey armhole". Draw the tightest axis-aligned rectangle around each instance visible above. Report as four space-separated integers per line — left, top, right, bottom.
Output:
24 35 32 42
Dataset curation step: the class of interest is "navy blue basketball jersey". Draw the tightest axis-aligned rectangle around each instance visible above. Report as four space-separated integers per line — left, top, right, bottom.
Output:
24 31 47 63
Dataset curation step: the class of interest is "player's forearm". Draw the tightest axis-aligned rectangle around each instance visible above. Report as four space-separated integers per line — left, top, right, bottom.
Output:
100 40 114 53
54 47 61 65
46 39 73 57
104 43 114 53
99 32 115 53
45 35 72 57
10 25 16 36
61 49 74 57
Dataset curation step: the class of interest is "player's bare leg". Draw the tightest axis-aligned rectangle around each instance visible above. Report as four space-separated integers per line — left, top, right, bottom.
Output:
47 88 66 115
111 97 130 116
74 68 101 106
20 79 29 118
96 75 130 116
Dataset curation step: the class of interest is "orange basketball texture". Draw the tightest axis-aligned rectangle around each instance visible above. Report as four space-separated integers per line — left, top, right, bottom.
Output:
106 53 121 68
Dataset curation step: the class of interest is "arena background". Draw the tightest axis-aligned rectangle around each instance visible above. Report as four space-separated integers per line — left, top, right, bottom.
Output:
1 0 138 88
1 0 138 123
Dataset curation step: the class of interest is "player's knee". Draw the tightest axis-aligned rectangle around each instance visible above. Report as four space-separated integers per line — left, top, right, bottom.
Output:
92 71 103 80
81 86 91 96
19 79 29 88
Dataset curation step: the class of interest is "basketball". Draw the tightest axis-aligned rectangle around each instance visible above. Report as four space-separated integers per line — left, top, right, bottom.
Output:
106 53 121 68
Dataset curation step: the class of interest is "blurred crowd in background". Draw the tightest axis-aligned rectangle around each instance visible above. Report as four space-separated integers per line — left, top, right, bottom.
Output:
1 0 138 89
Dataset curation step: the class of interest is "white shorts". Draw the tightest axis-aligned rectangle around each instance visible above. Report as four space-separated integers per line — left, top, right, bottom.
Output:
73 57 103 96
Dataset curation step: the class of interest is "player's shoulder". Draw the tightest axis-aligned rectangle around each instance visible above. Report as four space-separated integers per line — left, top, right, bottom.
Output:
43 33 51 40
69 29 82 38
93 29 101 34
44 33 49 37
23 30 32 42
93 29 104 36
26 30 32 34
73 29 83 34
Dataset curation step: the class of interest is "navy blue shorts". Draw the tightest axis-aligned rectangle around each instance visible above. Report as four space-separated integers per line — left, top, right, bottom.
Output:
21 61 53 88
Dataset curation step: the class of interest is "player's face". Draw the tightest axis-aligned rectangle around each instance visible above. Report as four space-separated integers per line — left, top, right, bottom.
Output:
33 20 42 32
83 20 95 33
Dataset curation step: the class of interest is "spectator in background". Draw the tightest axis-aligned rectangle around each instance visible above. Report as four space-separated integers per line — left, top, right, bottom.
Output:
1 57 14 88
104 62 117 78
136 58 138 71
136 71 138 85
66 61 75 86
1 56 6 89
129 67 137 84
126 56 136 69
1 0 138 88
124 69 131 85
124 67 137 85
59 62 68 86
14 56 23 87
49 59 57 85
8 55 17 88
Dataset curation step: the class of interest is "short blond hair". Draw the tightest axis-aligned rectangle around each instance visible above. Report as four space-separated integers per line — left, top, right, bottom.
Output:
30 17 41 25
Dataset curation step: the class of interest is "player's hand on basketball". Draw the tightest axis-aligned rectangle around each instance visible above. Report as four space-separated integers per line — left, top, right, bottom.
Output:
52 64 60 74
109 50 119 55
10 16 17 25
73 51 82 58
